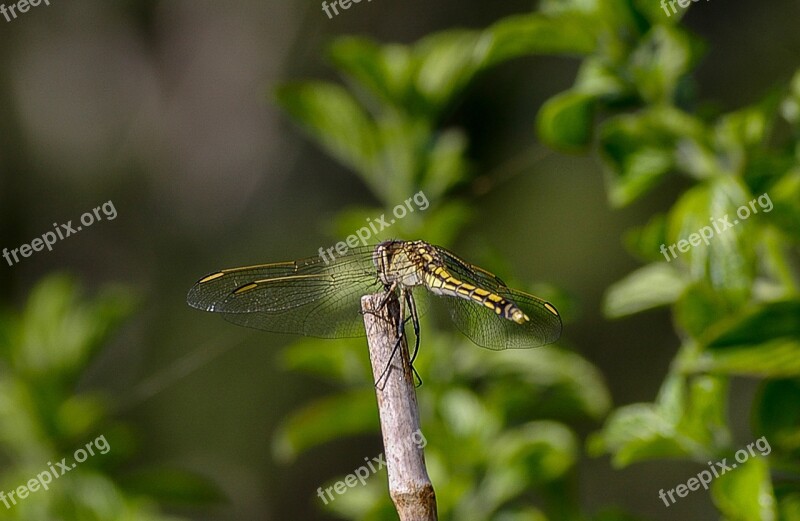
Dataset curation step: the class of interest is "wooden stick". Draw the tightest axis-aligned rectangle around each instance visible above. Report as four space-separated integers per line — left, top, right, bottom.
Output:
361 293 437 521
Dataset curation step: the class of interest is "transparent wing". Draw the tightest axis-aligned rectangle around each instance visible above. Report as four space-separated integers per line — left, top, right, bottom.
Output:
187 246 382 338
435 248 562 350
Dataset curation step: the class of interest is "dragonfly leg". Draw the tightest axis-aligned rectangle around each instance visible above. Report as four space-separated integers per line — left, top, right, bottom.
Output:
374 287 405 389
361 281 397 320
374 288 423 388
404 291 423 387
405 291 421 364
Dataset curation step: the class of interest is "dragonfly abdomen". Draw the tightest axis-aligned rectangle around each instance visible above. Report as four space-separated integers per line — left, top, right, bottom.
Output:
424 268 530 325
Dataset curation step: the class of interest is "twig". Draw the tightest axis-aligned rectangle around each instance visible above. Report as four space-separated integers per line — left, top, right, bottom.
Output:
361 293 437 521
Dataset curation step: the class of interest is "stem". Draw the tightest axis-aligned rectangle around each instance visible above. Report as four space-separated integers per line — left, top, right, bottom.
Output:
361 293 437 521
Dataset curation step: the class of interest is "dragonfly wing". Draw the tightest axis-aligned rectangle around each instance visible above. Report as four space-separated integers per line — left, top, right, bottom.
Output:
435 248 562 350
444 287 562 349
187 246 382 338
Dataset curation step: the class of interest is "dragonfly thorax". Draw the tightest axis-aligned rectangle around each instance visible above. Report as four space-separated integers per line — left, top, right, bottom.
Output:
373 240 438 289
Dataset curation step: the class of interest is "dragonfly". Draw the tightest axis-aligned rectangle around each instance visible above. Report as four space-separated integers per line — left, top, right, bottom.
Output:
187 240 562 356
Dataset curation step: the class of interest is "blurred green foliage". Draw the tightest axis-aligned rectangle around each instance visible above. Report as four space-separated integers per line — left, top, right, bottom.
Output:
0 275 222 520
273 0 800 520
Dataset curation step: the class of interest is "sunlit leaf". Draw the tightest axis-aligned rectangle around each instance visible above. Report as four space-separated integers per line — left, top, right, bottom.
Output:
629 26 702 104
329 37 415 108
666 177 755 303
603 262 687 318
600 108 707 206
674 281 735 339
623 213 668 263
588 404 697 467
537 90 596 152
15 275 135 382
711 456 776 521
275 83 380 185
768 169 800 242
481 12 597 67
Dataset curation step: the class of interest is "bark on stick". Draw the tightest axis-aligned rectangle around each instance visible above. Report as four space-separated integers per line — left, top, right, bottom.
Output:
361 293 437 521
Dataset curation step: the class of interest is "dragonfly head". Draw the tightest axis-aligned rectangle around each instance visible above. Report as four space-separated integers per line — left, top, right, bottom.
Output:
373 240 399 286
373 240 426 288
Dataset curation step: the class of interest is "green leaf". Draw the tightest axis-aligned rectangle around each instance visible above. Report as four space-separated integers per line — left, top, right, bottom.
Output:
755 379 800 455
15 275 135 382
768 168 800 242
704 300 800 348
328 37 415 108
57 395 108 440
481 12 598 67
685 338 800 378
537 91 596 152
622 213 668 262
412 31 486 110
275 82 379 185
778 493 800 521
629 26 702 104
781 69 800 126
422 129 469 199
673 375 730 450
653 373 728 452
272 389 378 461
714 94 781 179
674 281 735 339
588 404 695 467
480 421 577 511
632 0 683 25
439 388 500 440
415 202 472 247
666 177 756 302
685 300 800 377
574 57 629 99
491 421 578 483
711 456 776 521
600 108 707 206
603 262 687 318
465 347 611 421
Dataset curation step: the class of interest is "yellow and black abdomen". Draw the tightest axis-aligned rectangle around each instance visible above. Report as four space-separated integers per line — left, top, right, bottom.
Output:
423 267 529 324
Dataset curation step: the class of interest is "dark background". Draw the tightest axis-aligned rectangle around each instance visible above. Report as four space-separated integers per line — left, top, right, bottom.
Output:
1 0 798 519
